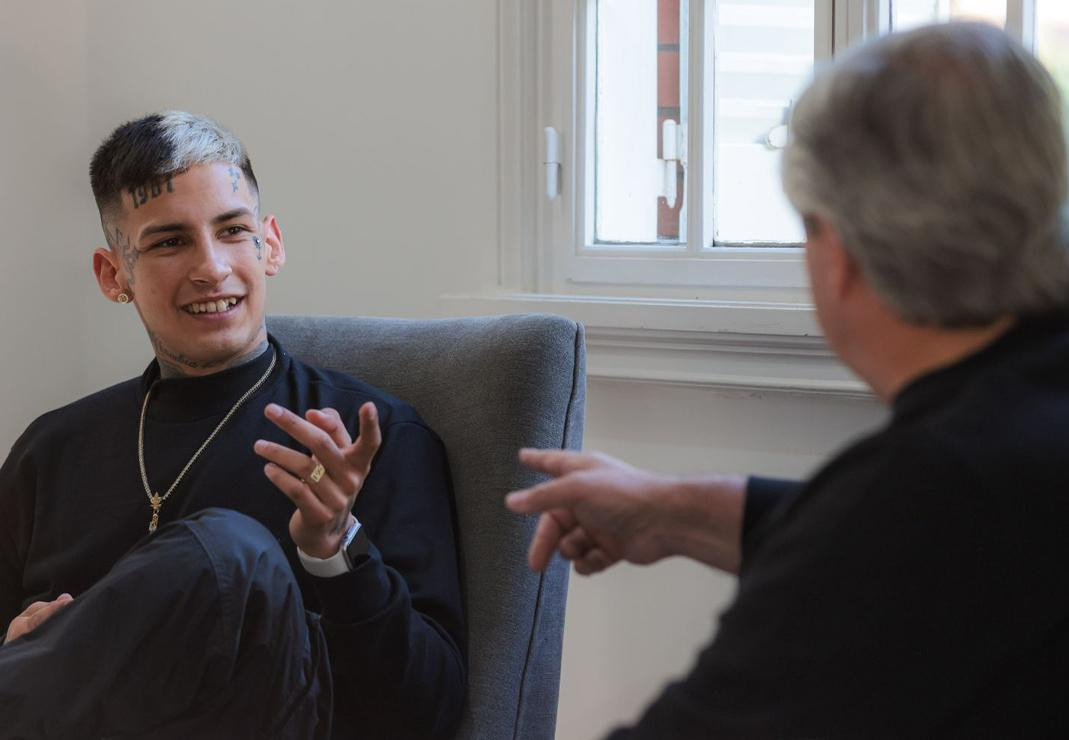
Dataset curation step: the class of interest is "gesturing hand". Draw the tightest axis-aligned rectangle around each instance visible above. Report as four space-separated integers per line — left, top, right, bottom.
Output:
5 594 73 644
505 449 677 575
255 402 381 559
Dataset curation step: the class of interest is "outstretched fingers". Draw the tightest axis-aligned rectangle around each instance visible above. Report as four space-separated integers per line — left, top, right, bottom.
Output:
263 461 335 523
505 473 590 516
344 402 381 474
518 448 607 478
264 404 351 484
306 407 352 448
527 509 578 572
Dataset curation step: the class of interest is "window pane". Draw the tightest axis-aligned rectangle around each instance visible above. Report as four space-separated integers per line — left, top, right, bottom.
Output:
711 0 813 245
891 0 1007 32
1036 0 1069 130
595 0 687 245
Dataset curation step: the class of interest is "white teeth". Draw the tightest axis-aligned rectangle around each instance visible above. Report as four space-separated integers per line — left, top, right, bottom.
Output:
215 299 227 312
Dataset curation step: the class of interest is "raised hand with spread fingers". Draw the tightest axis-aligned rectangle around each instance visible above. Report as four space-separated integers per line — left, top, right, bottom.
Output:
255 401 382 558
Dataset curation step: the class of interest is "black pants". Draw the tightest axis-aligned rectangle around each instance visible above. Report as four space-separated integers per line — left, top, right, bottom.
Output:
0 508 333 739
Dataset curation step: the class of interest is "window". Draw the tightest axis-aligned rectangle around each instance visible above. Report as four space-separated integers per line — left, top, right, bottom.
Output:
500 0 1065 306
592 1 814 248
533 0 829 300
463 0 1069 395
468 0 897 394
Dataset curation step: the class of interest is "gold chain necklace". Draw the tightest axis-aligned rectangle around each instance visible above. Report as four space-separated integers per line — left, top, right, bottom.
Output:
137 349 277 533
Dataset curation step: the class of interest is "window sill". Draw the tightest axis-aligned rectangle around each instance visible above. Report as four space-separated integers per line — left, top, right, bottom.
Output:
439 292 871 398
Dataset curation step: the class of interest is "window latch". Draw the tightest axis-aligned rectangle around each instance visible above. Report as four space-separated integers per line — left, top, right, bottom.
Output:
660 119 687 208
764 99 794 150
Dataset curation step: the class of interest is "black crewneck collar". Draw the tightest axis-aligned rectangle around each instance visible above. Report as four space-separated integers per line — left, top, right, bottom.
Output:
138 335 287 422
892 312 1069 422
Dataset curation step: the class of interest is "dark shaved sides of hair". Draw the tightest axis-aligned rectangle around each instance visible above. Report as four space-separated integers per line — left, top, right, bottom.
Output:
89 111 259 222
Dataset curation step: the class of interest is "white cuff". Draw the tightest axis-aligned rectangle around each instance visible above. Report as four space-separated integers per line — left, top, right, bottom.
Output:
297 544 350 578
297 519 362 578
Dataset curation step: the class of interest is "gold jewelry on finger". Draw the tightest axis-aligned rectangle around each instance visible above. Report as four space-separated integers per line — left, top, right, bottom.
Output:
309 461 326 483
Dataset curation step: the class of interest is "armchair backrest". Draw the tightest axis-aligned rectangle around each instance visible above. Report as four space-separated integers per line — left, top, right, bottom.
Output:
267 313 585 740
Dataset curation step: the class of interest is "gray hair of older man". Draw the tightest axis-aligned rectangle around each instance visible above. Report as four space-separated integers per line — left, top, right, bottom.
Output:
782 22 1069 327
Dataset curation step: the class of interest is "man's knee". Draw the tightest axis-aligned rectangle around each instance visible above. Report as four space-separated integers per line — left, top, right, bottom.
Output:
180 508 297 599
119 507 300 628
183 507 280 551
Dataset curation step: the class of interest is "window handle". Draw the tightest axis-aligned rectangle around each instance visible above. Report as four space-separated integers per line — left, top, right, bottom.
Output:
764 99 794 150
660 119 686 208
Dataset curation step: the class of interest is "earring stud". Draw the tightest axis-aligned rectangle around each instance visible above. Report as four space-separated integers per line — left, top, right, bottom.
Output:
117 291 131 304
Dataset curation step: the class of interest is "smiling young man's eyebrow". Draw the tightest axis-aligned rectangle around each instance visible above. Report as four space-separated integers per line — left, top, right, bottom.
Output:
139 222 189 239
136 208 256 243
212 207 256 224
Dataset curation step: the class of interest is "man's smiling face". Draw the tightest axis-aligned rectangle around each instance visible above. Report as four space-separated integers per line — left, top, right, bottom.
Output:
96 161 285 376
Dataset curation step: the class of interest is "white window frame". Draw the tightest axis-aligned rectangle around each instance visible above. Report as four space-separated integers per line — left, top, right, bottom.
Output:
500 0 1038 297
445 0 1039 397
518 0 862 303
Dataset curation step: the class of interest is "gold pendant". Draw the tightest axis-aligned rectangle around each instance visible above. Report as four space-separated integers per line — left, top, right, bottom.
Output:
148 493 162 533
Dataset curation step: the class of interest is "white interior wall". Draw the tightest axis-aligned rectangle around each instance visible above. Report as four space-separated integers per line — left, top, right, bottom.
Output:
0 0 94 450
0 4 885 738
79 0 500 390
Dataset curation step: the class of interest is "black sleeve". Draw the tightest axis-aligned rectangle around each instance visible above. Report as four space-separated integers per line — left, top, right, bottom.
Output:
0 430 34 645
742 476 801 542
310 420 466 740
605 437 1055 739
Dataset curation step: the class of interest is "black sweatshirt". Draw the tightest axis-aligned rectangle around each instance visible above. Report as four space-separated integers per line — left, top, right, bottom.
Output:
0 336 466 739
612 313 1069 738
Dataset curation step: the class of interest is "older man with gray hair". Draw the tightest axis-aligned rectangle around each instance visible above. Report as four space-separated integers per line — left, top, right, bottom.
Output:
508 21 1069 738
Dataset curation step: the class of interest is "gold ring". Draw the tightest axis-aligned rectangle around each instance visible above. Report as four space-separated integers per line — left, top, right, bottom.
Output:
309 462 326 483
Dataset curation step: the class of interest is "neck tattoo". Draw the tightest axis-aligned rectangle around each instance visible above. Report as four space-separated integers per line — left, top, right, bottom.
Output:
155 339 270 380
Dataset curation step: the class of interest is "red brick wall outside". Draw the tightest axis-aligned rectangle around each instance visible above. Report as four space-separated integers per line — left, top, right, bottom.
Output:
657 0 684 241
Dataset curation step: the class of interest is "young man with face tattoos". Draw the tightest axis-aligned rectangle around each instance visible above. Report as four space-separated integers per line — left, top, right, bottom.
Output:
0 112 466 739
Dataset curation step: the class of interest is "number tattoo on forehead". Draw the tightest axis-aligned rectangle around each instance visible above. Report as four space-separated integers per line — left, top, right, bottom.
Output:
228 167 240 193
128 177 174 210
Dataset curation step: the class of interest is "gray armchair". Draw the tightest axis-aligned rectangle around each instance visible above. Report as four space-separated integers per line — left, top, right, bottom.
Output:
267 313 586 740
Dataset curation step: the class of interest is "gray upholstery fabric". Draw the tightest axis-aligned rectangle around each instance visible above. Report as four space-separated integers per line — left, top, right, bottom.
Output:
267 313 585 740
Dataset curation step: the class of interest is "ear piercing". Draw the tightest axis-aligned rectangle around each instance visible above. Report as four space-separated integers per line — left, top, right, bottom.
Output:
117 291 131 304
